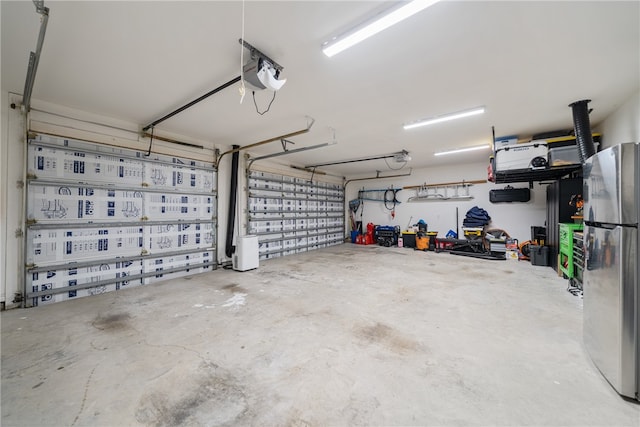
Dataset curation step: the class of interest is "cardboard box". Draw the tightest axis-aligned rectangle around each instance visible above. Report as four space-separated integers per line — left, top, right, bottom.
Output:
494 135 518 147
506 250 519 261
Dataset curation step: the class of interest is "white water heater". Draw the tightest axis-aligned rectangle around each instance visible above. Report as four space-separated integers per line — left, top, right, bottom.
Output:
233 235 259 271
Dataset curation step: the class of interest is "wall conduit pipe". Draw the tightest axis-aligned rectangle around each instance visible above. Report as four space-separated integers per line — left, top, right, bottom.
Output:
225 145 240 258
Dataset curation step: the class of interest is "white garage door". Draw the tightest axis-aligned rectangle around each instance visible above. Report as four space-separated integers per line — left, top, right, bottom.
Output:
25 134 217 306
247 169 344 260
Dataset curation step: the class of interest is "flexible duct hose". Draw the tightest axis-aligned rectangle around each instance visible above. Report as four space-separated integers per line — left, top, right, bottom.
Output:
225 145 240 258
569 99 596 164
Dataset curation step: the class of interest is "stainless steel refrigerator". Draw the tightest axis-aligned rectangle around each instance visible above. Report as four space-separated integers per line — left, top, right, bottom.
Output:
583 142 639 400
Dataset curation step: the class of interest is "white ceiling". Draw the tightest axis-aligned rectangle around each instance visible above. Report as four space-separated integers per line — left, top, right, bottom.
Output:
2 1 639 176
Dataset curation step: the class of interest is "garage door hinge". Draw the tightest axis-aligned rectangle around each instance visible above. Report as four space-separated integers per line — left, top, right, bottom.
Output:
141 182 149 187
141 249 148 255
26 173 37 180
141 216 149 221
25 263 36 269
28 131 37 140
25 219 37 226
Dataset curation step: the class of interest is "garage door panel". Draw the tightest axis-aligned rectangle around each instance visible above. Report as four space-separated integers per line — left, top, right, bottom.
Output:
28 184 144 222
25 134 217 306
247 169 344 260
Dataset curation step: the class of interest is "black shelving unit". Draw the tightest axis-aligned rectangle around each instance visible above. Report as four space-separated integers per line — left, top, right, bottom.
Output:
493 165 582 185
491 144 584 271
546 177 583 271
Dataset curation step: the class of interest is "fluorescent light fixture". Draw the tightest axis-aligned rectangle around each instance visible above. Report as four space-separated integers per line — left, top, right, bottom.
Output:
322 0 439 58
404 106 485 130
434 144 490 156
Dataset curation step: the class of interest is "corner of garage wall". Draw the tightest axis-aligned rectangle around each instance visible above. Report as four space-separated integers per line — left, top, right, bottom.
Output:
598 89 640 149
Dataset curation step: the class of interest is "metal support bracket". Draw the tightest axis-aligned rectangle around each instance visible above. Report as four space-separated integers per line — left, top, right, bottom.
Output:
33 0 46 13
281 139 295 151
220 117 315 165
22 1 49 112
239 39 284 72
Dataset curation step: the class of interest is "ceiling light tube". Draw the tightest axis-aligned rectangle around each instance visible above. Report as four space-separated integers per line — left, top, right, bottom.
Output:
322 0 440 58
434 145 489 156
404 106 485 130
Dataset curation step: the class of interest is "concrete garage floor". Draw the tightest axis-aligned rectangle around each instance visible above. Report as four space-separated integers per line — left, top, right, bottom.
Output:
2 244 639 426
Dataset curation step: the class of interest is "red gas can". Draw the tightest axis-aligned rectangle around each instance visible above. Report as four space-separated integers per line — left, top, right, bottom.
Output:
366 223 375 245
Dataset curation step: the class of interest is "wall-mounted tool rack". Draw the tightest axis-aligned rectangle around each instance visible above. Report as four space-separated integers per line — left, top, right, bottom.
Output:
404 180 485 202
357 188 402 204
247 170 344 260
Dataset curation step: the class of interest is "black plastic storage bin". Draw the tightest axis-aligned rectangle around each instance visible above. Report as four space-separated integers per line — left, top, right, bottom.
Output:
531 226 547 246
530 245 550 266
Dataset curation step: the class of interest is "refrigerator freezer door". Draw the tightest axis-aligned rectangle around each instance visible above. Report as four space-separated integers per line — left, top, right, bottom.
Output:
583 143 639 226
583 224 638 398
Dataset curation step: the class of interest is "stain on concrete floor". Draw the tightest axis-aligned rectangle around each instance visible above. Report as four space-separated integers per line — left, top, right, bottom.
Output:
355 322 419 354
221 283 247 294
136 361 249 427
91 312 132 332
